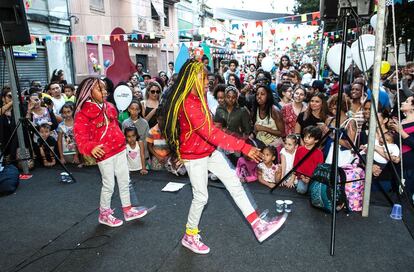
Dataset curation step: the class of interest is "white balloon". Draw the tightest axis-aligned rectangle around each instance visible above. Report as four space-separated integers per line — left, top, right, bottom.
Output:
370 14 377 31
326 43 352 75
351 34 376 72
113 85 132 111
261 57 274 72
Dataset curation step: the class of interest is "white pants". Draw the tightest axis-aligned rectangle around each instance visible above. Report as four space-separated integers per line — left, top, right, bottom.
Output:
184 150 255 229
97 150 131 209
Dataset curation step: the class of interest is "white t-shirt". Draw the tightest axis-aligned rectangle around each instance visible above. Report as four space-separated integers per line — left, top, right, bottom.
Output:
302 73 313 86
374 140 400 164
207 91 218 116
126 142 143 171
51 96 66 115
280 147 296 175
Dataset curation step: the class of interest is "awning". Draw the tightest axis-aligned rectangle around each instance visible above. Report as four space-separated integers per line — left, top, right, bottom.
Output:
151 0 165 18
213 8 290 21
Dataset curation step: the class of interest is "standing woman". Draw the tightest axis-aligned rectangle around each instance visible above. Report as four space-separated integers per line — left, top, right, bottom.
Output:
253 84 285 148
0 87 18 162
390 95 414 202
50 69 67 85
276 55 294 84
348 82 366 135
282 85 307 136
295 92 329 138
256 52 266 69
277 83 293 108
141 81 162 128
214 85 251 137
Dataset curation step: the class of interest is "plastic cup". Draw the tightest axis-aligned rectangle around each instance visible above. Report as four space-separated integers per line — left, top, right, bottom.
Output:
284 200 293 213
390 204 402 220
275 200 284 213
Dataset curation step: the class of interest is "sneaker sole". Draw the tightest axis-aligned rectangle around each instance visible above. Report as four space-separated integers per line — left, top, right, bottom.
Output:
257 213 288 243
98 219 123 227
124 209 148 222
181 239 210 254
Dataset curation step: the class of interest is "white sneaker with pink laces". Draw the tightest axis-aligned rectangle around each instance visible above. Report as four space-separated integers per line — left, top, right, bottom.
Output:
124 207 148 221
252 213 288 243
181 233 210 254
98 208 123 227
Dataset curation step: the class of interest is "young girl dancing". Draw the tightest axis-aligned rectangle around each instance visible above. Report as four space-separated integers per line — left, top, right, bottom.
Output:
74 77 148 227
163 59 287 255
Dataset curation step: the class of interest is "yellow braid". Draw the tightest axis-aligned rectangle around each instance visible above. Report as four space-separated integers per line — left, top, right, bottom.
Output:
163 61 211 161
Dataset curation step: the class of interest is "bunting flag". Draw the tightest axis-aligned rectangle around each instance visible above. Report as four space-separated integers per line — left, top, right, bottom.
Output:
231 24 239 30
256 21 263 28
301 14 307 22
270 29 276 35
312 12 320 20
210 27 217 32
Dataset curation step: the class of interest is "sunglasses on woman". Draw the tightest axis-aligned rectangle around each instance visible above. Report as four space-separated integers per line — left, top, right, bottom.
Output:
150 89 161 94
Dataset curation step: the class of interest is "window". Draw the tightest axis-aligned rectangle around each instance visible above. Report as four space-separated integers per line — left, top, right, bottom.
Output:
151 3 159 21
164 5 169 27
90 0 104 12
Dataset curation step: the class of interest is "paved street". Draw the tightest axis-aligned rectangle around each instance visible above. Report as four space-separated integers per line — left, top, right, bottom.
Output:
1 166 413 272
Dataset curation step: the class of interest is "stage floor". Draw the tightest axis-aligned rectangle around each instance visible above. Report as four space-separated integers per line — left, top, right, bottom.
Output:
1 166 413 272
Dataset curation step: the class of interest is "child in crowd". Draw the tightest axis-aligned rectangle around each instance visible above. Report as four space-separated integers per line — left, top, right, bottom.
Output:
147 109 186 175
37 123 57 167
122 100 150 162
280 134 299 188
57 102 82 167
125 126 147 175
361 131 400 170
74 77 148 228
125 126 147 207
63 84 76 103
292 126 324 194
146 108 170 170
257 146 282 189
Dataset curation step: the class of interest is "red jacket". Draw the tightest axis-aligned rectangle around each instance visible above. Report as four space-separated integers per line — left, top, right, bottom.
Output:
293 146 323 178
179 93 252 160
74 101 125 162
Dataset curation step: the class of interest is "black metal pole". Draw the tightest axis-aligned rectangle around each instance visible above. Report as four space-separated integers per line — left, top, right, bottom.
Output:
25 119 77 183
330 8 350 256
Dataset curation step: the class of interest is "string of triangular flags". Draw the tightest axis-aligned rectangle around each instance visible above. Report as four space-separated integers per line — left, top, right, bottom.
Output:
229 11 321 32
29 31 322 49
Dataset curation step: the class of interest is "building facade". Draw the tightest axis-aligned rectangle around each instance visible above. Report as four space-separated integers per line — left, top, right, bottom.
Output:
1 0 74 88
69 0 179 83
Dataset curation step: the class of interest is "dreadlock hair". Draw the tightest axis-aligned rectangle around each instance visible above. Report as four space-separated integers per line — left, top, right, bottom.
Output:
75 77 104 115
162 59 209 160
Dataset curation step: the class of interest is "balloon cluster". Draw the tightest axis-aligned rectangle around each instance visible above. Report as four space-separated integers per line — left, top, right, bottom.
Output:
326 34 391 75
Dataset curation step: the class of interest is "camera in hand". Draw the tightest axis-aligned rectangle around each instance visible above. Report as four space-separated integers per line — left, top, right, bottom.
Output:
43 97 53 106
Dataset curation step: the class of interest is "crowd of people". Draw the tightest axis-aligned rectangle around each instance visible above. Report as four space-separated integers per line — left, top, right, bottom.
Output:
1 54 414 253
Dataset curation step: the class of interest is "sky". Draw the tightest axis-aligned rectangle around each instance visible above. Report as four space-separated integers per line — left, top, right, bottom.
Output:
206 0 295 14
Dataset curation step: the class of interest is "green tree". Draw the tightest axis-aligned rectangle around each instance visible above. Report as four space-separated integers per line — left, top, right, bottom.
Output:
293 0 320 14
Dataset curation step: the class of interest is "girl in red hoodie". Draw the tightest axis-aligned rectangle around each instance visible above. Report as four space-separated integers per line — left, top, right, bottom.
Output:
74 77 148 227
162 59 288 254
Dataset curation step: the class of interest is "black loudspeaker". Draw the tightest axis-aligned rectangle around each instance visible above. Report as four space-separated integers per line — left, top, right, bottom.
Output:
0 0 31 46
320 0 339 21
320 0 375 21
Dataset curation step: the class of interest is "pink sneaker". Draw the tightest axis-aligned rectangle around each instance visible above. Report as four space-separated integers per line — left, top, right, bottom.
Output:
124 207 148 221
253 213 288 243
98 208 123 227
181 233 210 254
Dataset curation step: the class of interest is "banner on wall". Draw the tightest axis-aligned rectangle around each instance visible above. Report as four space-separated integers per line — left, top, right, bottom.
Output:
13 42 37 58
